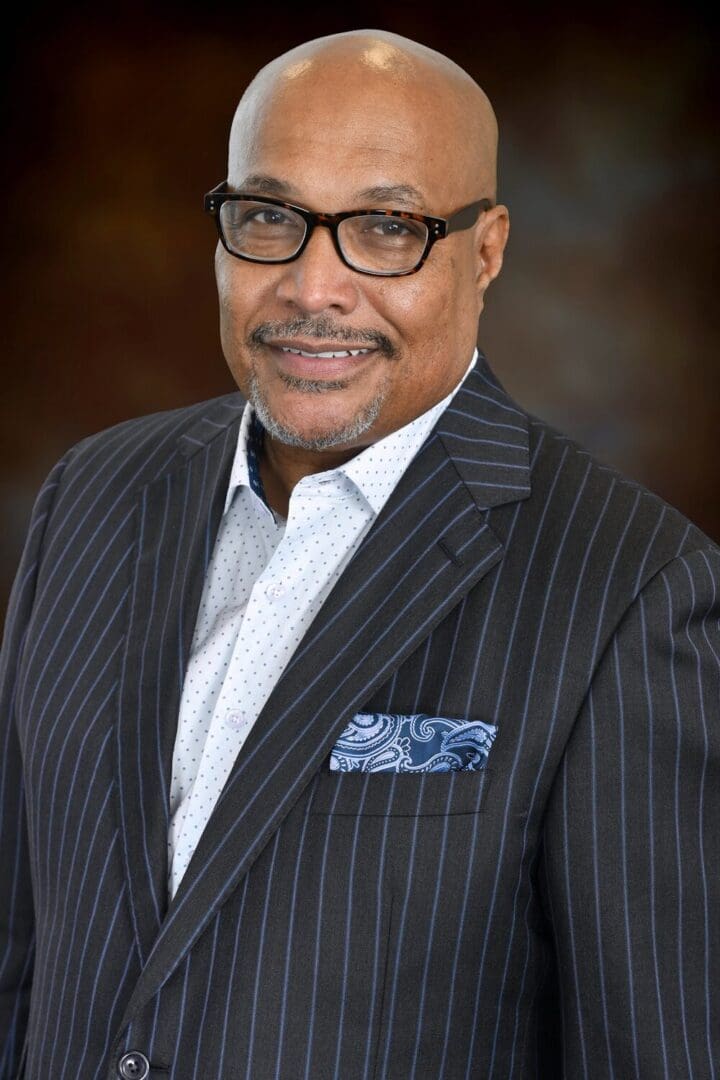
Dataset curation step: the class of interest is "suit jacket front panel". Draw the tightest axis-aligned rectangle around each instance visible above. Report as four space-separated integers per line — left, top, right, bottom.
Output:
126 761 534 1080
5 398 243 1078
12 428 145 1077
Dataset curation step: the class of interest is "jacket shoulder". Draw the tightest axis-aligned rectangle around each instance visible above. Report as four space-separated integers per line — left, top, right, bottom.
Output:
62 390 245 483
71 391 244 455
29 392 246 539
524 410 718 580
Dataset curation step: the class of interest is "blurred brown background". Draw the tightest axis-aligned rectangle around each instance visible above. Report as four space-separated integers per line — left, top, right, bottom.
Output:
1 2 718 617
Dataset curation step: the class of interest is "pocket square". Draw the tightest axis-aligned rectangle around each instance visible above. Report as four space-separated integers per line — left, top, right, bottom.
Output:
329 712 497 773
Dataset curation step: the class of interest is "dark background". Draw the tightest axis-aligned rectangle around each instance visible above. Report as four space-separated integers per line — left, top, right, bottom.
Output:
1 2 718 617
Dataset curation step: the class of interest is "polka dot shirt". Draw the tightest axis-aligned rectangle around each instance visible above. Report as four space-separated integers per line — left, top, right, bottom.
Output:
167 349 477 898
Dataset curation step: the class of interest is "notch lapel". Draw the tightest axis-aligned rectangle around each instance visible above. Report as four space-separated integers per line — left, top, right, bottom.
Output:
115 396 243 965
118 355 533 1024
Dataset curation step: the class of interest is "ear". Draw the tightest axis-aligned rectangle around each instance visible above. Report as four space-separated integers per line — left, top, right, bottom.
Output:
475 205 510 295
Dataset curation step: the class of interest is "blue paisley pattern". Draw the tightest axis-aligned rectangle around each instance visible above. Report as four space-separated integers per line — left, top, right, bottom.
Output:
329 713 498 772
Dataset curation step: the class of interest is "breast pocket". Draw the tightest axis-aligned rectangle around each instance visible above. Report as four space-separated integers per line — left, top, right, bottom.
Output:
309 767 493 817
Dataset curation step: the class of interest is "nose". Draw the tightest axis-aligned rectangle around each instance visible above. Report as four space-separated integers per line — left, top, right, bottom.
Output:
274 223 360 315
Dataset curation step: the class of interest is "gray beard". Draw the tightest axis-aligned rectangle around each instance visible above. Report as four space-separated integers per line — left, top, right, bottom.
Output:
247 370 387 451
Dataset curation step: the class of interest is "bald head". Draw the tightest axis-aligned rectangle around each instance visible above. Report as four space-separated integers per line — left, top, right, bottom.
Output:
228 30 499 203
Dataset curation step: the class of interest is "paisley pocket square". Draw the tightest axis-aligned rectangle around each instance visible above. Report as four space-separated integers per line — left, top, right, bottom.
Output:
329 712 498 773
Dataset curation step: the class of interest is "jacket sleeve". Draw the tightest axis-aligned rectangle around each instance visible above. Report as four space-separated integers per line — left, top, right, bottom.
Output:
539 546 720 1079
0 451 74 1077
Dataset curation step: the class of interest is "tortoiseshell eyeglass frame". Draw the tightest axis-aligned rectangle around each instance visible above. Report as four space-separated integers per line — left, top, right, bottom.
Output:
203 182 494 277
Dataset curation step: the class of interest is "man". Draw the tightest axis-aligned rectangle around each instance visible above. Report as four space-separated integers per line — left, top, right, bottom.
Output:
0 28 717 1080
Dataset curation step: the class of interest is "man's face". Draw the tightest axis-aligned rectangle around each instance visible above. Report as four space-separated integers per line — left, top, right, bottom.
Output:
215 64 507 451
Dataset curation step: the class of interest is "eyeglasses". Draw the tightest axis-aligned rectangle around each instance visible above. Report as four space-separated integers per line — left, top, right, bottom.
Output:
203 182 493 277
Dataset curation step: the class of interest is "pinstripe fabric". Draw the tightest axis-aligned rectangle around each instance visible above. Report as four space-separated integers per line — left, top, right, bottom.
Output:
0 353 717 1078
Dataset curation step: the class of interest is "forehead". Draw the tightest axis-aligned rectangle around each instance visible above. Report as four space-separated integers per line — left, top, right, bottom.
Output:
229 71 467 212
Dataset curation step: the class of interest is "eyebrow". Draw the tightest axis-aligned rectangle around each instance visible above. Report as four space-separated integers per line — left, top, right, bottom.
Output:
233 175 293 198
354 183 427 209
233 174 427 210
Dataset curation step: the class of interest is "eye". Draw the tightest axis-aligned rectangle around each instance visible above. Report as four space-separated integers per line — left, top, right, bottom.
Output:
376 219 410 235
221 200 304 233
368 218 420 239
363 215 426 243
244 207 295 227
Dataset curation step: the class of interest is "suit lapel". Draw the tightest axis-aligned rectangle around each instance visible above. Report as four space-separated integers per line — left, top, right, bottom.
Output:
115 396 243 965
118 354 532 1023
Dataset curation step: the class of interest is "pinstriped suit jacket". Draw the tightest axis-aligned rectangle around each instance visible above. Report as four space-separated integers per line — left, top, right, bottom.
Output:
1 353 718 1079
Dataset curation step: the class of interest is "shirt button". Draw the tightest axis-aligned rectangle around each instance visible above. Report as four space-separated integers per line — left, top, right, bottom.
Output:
118 1051 150 1079
224 710 249 730
265 582 286 598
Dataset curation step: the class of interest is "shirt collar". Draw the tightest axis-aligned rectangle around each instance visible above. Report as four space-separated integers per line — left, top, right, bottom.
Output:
337 347 477 514
223 347 478 517
223 401 260 515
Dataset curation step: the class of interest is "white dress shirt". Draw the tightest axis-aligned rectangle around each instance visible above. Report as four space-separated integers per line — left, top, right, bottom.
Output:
167 349 477 898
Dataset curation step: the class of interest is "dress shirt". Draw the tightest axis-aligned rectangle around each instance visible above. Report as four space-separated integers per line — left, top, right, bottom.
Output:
167 348 478 898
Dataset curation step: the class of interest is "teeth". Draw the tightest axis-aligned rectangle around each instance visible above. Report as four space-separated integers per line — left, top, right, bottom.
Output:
280 346 372 359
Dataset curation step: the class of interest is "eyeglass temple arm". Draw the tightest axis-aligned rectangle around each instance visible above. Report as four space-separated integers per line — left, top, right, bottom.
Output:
446 198 493 235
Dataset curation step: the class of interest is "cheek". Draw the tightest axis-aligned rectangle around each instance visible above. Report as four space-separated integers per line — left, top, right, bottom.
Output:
215 256 240 329
375 269 447 334
215 258 264 386
215 257 269 341
373 253 479 402
382 264 465 352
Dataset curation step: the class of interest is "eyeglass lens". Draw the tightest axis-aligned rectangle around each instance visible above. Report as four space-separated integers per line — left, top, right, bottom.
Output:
218 200 429 273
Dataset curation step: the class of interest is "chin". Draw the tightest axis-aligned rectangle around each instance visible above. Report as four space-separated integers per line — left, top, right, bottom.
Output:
261 412 375 452
249 374 387 451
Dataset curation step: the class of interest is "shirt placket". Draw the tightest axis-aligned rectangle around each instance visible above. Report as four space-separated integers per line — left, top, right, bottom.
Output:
168 479 363 895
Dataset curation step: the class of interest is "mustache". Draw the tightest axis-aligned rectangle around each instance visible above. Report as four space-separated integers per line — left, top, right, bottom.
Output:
249 318 398 359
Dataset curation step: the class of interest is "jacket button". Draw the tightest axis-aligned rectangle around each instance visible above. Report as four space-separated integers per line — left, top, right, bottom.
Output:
118 1051 150 1079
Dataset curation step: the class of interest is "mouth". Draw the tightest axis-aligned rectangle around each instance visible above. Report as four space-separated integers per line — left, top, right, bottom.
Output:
278 345 374 360
264 339 379 380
